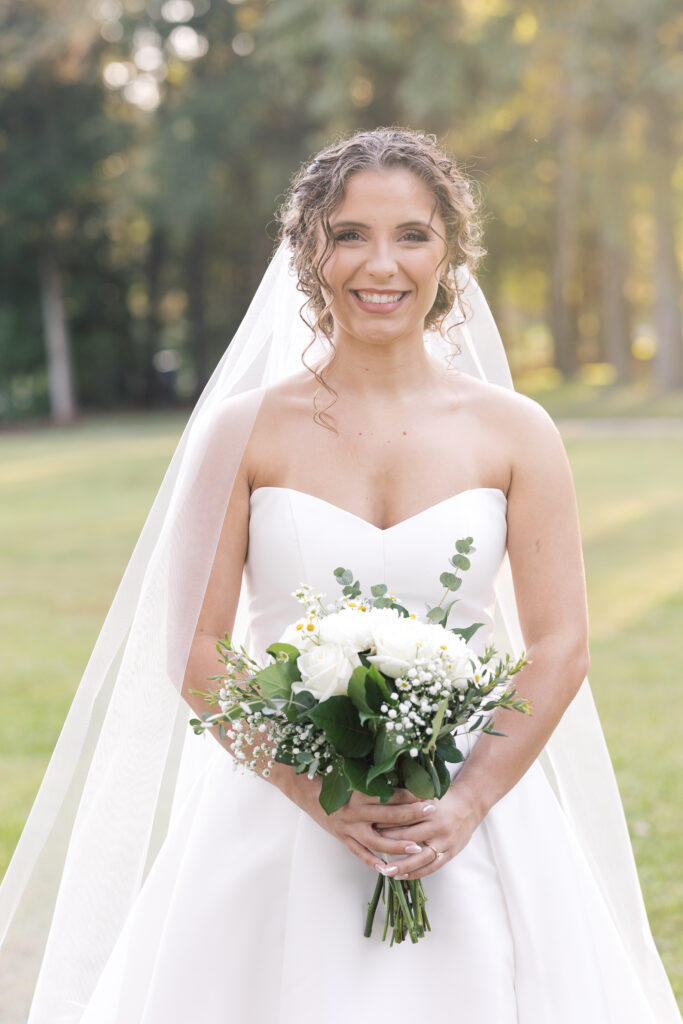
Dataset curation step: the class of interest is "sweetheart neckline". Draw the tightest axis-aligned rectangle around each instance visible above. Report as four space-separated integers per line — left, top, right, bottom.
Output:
249 485 507 534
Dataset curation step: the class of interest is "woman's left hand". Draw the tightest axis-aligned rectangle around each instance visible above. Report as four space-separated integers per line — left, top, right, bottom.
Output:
372 781 482 881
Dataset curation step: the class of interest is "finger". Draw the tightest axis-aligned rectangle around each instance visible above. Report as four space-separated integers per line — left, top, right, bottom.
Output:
373 822 441 844
379 845 443 877
357 826 426 858
396 854 448 882
361 800 438 827
344 835 402 877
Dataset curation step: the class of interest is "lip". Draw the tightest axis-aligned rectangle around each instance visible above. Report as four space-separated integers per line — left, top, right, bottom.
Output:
351 290 409 314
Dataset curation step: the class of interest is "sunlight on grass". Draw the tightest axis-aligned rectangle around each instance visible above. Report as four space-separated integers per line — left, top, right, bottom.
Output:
0 413 681 1005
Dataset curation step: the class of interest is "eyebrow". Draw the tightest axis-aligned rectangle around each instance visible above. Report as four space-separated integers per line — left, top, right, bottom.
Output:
330 220 435 231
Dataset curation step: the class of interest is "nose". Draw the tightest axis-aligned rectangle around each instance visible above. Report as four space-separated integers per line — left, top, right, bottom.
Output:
365 238 398 279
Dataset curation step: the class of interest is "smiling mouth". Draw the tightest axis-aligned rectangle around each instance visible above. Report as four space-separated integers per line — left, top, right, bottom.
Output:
351 290 409 312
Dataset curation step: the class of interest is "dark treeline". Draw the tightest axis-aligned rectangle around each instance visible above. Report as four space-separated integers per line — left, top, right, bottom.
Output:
1 0 682 423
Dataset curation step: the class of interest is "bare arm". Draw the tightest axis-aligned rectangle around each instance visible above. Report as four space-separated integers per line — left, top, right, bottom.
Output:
181 462 253 752
455 399 590 816
373 398 591 879
181 454 427 872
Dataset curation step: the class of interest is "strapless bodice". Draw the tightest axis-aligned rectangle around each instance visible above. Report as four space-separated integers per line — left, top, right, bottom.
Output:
244 486 508 659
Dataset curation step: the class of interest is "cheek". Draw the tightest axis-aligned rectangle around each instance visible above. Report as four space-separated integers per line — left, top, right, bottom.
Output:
316 254 345 299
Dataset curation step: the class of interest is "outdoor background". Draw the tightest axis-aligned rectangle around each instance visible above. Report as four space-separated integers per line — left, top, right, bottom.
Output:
1 0 682 1007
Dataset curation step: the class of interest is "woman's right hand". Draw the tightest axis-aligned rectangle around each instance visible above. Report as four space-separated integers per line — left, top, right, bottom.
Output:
269 765 432 875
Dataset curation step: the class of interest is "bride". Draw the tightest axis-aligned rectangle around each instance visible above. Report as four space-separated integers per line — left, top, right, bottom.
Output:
0 127 680 1023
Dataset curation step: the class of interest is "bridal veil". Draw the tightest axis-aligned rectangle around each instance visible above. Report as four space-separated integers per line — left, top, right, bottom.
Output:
0 239 679 1023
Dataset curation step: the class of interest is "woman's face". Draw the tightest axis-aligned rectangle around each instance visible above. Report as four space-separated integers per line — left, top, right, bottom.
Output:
315 168 448 348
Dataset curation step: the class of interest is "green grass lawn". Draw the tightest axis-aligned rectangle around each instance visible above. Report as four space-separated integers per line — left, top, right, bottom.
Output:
516 371 683 420
1 410 682 1005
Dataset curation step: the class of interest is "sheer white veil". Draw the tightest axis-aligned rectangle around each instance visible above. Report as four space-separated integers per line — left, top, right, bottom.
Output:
0 239 679 1023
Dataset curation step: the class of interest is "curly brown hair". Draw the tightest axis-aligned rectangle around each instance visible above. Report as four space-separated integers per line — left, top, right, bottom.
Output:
275 126 487 428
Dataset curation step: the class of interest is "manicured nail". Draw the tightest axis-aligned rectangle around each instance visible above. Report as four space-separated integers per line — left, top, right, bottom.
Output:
405 843 422 853
374 862 398 875
397 873 410 880
422 804 436 814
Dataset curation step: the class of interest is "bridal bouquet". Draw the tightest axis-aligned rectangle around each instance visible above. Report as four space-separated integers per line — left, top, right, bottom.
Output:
190 536 531 946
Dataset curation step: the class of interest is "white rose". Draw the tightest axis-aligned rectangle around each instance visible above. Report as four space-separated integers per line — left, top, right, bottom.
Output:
293 642 359 701
319 609 374 652
367 614 425 678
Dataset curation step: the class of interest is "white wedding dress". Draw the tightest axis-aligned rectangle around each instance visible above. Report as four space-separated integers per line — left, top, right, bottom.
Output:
72 485 667 1024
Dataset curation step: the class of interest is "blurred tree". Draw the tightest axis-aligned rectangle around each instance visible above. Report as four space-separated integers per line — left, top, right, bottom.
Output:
639 7 683 394
0 2 113 421
1 0 682 420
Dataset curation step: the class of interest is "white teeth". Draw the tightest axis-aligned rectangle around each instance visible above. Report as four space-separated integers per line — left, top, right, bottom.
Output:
356 291 404 304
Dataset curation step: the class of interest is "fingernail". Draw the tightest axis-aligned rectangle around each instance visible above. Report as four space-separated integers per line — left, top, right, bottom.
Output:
404 843 422 853
397 873 410 880
422 804 436 814
374 862 398 875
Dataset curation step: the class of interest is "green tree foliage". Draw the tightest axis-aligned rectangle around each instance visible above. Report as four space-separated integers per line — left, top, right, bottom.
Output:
0 0 681 421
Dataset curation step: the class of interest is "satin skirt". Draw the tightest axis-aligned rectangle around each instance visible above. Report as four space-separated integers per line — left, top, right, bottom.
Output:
77 729 658 1024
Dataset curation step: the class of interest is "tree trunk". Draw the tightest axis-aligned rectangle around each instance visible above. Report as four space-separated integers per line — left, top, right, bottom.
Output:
39 243 76 423
549 47 582 380
187 228 209 397
641 20 683 395
143 227 165 405
599 225 633 385
650 130 683 394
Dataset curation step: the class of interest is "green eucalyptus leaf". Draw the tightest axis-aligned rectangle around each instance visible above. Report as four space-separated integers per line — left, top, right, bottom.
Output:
367 728 405 782
266 641 300 663
347 665 373 716
285 689 318 719
426 606 446 622
455 537 474 554
254 659 300 700
275 744 296 767
308 696 373 758
367 663 391 700
439 571 461 590
450 554 471 571
426 756 441 794
401 757 435 799
450 622 484 643
436 733 465 763
433 754 451 797
343 758 395 800
319 764 352 814
428 698 449 752
371 584 388 597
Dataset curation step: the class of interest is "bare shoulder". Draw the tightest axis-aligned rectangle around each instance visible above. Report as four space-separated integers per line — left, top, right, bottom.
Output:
191 374 309 463
452 373 565 485
454 371 558 434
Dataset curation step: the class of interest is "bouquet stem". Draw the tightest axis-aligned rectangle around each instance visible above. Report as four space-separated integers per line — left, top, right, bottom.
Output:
365 874 431 945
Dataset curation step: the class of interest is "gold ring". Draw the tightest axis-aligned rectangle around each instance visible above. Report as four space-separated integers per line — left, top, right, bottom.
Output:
424 842 444 862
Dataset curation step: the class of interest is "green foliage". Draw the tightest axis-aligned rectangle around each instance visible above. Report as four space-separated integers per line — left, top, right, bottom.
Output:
3 0 682 417
319 762 352 814
308 696 374 758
